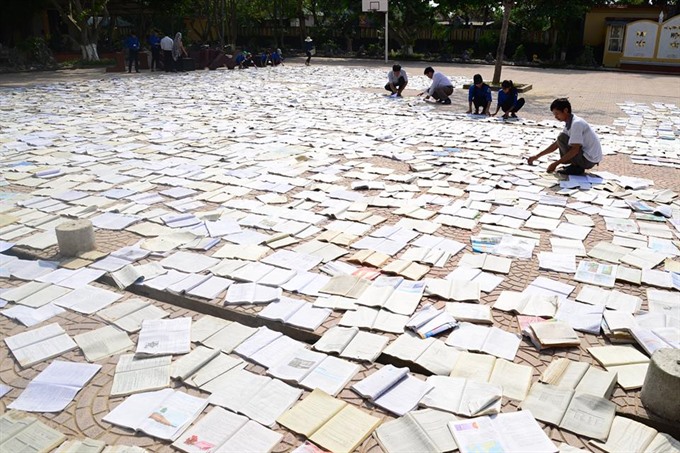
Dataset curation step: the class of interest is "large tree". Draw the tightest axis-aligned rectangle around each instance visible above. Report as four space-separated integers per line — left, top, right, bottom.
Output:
51 0 109 60
389 0 437 55
492 0 512 83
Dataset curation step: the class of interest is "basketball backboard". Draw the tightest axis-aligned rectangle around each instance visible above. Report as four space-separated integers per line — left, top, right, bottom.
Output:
362 0 388 12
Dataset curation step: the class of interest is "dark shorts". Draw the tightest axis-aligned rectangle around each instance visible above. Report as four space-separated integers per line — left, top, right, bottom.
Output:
557 133 597 170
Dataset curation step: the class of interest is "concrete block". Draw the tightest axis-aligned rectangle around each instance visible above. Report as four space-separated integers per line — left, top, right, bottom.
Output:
641 348 680 421
56 219 96 257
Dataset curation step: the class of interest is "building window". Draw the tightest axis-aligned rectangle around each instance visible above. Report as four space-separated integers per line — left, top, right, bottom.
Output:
608 25 624 52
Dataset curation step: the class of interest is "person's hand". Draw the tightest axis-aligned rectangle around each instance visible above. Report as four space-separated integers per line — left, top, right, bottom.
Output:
527 156 537 166
466 109 472 114
546 162 559 173
424 95 430 100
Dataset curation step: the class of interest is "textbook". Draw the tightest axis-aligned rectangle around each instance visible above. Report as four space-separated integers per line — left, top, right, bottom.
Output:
74 325 134 362
9 361 101 412
4 322 77 368
590 416 680 453
0 411 66 453
445 323 521 361
420 375 502 417
425 278 481 302
356 276 425 316
277 388 381 453
520 383 616 440
529 321 581 349
103 389 208 441
375 408 457 453
313 326 389 362
110 354 171 397
448 411 557 453
587 345 650 389
406 304 458 338
136 317 191 356
96 299 169 333
351 364 434 415
339 306 409 333
172 407 282 453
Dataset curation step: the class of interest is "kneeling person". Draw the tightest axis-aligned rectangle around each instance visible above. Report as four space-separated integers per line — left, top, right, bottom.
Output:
494 80 525 119
419 67 454 105
385 64 408 97
528 98 602 175
467 74 492 115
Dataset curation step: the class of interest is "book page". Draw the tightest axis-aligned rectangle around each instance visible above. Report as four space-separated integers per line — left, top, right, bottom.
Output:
249 336 306 369
300 355 360 397
313 326 358 354
352 365 409 400
170 346 220 381
0 417 66 453
309 404 381 453
558 393 616 441
233 327 282 359
489 359 533 401
481 326 521 361
458 380 503 417
5 323 77 368
374 374 434 416
646 433 680 453
74 325 134 362
103 388 174 431
139 390 209 441
450 352 496 382
375 413 439 453
383 280 426 316
492 410 558 453
419 375 466 414
171 407 248 453
356 276 402 308
574 367 617 399
410 408 458 452
208 370 270 413
136 317 191 356
114 304 169 333
276 388 346 437
590 416 657 453
415 340 462 376
267 348 326 383
340 330 388 362
55 438 105 453
587 345 649 367
218 420 283 453
110 354 171 397
187 353 244 389
190 315 231 343
202 322 256 353
520 383 574 425
240 378 303 427
383 334 434 362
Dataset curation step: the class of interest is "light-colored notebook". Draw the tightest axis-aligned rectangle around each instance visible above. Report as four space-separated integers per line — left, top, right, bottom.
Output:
110 354 171 396
4 322 77 368
375 408 457 453
0 411 66 453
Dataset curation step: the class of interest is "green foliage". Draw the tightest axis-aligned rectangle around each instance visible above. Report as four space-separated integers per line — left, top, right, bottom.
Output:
512 44 526 62
16 37 57 68
366 43 384 57
476 29 499 55
575 45 597 66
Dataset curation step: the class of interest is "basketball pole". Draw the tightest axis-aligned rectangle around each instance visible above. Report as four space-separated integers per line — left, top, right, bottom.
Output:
384 10 388 63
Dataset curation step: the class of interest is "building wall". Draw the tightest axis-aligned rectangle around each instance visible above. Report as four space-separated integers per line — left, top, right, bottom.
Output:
584 5 662 47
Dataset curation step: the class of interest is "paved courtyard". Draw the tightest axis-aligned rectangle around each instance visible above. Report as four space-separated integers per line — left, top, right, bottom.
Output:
0 59 679 453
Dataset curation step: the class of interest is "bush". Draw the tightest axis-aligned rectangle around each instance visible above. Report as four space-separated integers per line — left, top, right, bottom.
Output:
366 43 384 57
512 44 527 63
16 37 57 68
477 30 499 55
575 46 596 67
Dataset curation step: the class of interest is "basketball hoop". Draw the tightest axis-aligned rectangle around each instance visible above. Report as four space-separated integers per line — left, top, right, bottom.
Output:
362 0 389 62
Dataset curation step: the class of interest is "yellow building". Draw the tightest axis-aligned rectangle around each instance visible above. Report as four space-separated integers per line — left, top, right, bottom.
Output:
584 5 680 71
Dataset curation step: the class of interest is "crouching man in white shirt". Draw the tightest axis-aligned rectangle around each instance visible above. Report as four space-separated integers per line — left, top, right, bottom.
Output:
418 66 454 105
528 98 603 175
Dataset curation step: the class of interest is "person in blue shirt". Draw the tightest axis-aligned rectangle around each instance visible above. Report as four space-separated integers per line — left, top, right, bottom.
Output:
271 49 283 66
126 32 140 73
466 74 492 115
147 30 161 72
493 80 526 119
304 37 314 66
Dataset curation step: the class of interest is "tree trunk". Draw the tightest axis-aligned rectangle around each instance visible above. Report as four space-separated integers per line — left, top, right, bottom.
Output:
492 0 512 84
297 0 306 48
227 0 237 50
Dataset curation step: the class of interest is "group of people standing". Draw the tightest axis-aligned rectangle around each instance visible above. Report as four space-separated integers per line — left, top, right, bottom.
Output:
125 31 187 73
385 65 524 119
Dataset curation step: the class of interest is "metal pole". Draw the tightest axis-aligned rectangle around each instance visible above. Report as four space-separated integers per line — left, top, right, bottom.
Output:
384 11 388 63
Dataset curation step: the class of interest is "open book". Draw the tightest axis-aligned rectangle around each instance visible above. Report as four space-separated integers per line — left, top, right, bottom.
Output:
0 411 66 453
313 326 388 362
382 334 460 376
445 302 493 324
375 408 457 453
420 375 502 417
319 274 371 298
348 249 391 267
224 282 282 304
520 383 616 441
171 407 282 453
541 358 617 398
529 321 581 349
493 291 559 317
170 345 221 382
8 360 101 412
258 297 331 331
448 411 557 453
406 304 458 338
445 323 521 361
382 259 430 280
276 388 382 453
339 306 409 333
425 278 481 302
103 388 209 441
356 276 425 316
351 365 434 416
4 322 77 368
74 325 134 362
136 317 191 356
587 345 650 390
96 299 169 333
110 354 171 396
590 415 680 453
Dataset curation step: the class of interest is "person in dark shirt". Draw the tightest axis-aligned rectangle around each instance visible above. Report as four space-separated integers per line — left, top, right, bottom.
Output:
126 32 140 73
304 37 314 66
493 80 526 119
148 31 161 72
467 74 492 115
